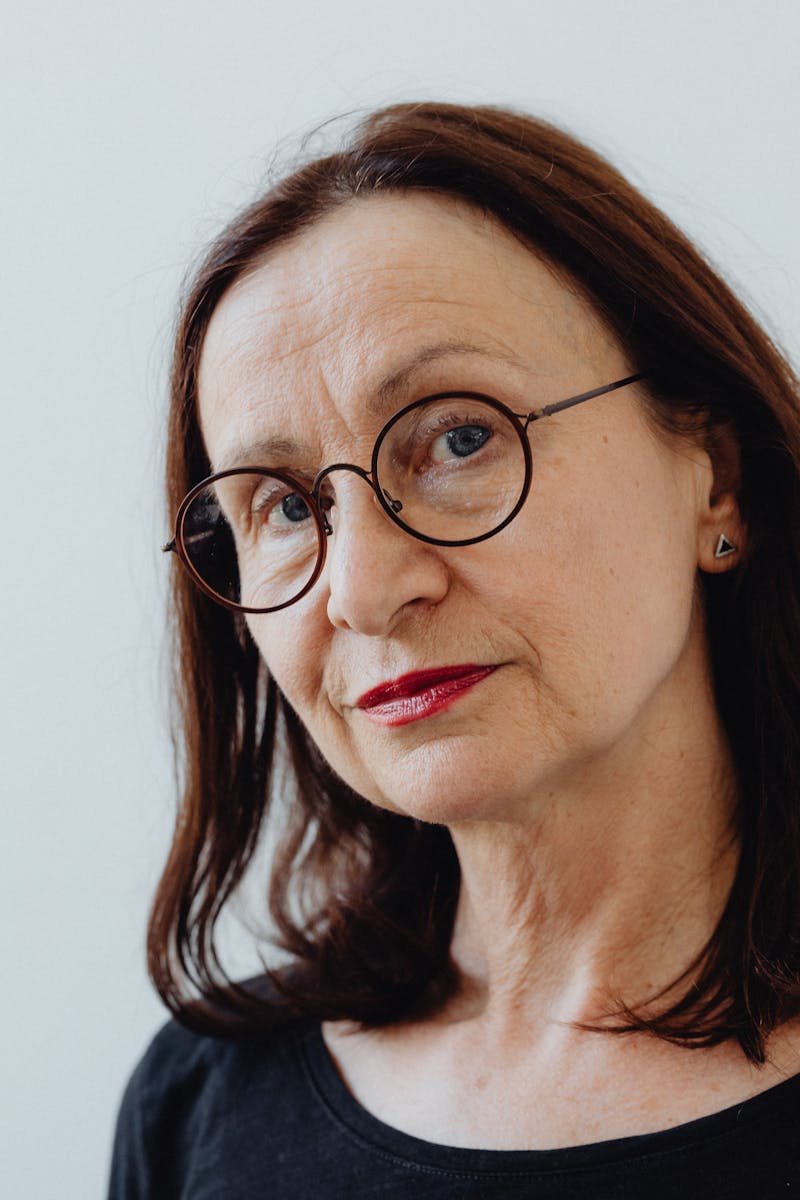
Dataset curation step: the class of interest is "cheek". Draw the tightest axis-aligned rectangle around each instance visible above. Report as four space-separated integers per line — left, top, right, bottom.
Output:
502 454 699 708
246 602 359 770
246 608 325 709
247 607 394 804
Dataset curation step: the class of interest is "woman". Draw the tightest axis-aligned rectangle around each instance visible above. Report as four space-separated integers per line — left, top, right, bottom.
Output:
109 102 800 1196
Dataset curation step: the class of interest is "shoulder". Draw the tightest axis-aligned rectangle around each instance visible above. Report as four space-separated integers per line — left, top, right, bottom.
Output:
108 1009 315 1199
764 1017 800 1081
118 1016 247 1114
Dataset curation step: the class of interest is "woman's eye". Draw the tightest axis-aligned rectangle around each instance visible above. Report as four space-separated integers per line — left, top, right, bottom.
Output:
431 423 492 462
279 492 312 523
252 489 311 529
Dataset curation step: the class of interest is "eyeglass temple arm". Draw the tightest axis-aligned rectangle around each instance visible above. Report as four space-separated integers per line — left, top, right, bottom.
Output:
522 372 647 425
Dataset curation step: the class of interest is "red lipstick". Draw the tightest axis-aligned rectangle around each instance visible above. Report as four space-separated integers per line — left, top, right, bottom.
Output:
356 664 497 727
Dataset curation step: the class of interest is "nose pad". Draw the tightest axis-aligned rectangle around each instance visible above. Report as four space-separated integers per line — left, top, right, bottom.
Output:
318 498 334 537
312 461 388 536
317 478 398 546
381 490 404 515
314 463 371 518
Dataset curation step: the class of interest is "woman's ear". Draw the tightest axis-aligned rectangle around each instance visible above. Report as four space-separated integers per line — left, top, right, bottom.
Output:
696 424 746 575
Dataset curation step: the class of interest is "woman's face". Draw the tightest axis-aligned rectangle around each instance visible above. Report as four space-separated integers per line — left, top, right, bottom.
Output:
197 193 723 825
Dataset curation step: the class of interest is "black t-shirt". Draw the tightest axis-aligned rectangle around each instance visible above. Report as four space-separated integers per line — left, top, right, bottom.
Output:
108 1015 800 1198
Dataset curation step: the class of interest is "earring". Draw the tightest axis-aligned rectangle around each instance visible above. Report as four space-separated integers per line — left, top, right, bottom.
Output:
714 533 737 559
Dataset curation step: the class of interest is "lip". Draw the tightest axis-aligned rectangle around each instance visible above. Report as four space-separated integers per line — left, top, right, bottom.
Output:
356 664 498 727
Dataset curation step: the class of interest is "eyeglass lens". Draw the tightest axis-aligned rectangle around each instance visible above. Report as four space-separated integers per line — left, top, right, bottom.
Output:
180 395 529 611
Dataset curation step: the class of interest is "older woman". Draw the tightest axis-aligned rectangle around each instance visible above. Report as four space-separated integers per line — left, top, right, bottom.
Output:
109 102 800 1197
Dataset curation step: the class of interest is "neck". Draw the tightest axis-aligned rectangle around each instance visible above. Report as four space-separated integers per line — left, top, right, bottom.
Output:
445 634 739 1036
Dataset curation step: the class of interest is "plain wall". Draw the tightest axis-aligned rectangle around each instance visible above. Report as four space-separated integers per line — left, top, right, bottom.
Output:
3 1 798 1194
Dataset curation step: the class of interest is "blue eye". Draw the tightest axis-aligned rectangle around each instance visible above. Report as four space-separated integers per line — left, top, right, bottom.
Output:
250 484 313 532
445 425 492 458
281 493 311 523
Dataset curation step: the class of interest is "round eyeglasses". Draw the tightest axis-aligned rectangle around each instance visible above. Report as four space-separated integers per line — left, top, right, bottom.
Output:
164 372 646 613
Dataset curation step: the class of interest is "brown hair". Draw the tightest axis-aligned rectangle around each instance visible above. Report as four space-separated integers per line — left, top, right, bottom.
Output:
149 101 800 1062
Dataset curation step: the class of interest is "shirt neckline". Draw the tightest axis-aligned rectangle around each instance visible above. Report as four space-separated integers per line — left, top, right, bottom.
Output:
297 1018 800 1177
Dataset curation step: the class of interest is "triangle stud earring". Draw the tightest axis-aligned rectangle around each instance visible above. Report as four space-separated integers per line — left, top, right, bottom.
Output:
714 533 737 559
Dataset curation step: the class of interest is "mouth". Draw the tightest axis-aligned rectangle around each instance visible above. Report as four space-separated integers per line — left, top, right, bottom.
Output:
355 664 498 727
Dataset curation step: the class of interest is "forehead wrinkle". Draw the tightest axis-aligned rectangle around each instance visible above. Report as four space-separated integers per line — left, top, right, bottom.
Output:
202 228 579 405
206 293 534 424
202 304 330 394
214 233 563 359
203 358 327 474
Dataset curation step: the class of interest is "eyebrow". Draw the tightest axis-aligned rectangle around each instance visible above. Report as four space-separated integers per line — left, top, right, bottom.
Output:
213 435 309 474
212 340 527 472
368 339 528 412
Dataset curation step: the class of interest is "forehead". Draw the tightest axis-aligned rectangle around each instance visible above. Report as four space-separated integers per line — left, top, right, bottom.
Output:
197 192 621 465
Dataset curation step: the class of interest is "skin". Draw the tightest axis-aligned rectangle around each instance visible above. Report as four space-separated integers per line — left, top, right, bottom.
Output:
197 193 799 1149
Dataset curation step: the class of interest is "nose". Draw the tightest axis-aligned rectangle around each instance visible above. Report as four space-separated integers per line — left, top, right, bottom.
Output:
320 469 450 636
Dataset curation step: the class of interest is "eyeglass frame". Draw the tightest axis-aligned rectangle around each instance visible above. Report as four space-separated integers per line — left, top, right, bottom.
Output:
163 371 647 614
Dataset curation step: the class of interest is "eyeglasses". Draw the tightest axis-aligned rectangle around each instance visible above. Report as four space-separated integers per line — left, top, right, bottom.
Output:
163 372 646 613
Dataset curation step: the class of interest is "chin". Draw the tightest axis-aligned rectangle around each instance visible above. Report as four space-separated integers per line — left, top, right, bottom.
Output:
352 739 540 828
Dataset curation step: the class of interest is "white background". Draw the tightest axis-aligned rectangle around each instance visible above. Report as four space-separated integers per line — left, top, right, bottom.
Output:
3 1 798 1195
